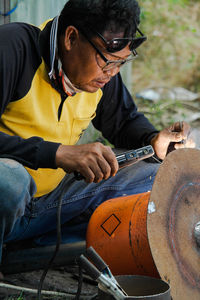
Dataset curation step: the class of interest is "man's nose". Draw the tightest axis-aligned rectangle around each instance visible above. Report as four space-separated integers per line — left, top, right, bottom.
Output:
103 66 120 77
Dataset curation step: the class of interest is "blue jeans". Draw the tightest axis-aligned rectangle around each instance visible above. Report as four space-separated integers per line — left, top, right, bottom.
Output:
0 158 160 262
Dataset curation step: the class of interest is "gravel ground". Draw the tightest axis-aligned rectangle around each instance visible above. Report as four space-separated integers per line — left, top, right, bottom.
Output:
0 265 98 300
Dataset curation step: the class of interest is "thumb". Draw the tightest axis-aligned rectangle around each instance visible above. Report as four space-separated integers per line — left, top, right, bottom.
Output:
166 130 184 143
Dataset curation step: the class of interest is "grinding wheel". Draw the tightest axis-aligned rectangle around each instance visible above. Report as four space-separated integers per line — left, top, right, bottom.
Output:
147 148 200 300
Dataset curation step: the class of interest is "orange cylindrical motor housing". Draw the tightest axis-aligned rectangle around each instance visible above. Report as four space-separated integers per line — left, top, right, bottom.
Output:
86 192 159 278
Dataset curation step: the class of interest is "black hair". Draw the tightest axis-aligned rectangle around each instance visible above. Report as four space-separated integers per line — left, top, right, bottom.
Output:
58 0 141 38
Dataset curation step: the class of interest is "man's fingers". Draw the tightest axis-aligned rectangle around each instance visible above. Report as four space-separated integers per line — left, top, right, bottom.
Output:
174 138 196 150
168 121 190 140
151 121 194 160
90 148 118 182
82 162 112 183
57 143 119 183
76 146 118 183
102 146 118 177
169 131 184 142
166 120 190 142
182 121 191 136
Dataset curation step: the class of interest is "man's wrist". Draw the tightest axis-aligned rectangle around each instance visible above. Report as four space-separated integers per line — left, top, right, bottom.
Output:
38 141 61 169
143 132 159 147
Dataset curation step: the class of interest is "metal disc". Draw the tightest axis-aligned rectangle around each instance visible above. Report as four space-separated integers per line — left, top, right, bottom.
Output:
147 148 200 300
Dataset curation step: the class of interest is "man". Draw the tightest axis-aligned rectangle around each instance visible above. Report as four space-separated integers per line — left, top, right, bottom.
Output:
0 0 190 264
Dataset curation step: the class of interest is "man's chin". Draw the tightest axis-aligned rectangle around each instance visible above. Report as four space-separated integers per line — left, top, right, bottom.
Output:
75 84 100 93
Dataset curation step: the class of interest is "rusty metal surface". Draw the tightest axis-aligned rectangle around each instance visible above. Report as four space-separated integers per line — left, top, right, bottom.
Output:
147 148 200 300
86 192 159 277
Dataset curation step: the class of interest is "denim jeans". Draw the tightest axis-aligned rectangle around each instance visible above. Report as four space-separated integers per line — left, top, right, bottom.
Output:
0 158 160 262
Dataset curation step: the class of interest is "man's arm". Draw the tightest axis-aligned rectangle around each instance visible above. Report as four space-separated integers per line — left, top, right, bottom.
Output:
0 22 60 170
92 73 193 160
92 73 159 149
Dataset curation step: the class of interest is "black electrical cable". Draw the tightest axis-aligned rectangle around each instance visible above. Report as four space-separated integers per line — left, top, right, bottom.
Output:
36 176 88 300
75 264 83 300
37 184 64 300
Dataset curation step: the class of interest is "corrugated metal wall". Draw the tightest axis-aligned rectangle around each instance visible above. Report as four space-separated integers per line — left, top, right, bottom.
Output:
0 0 10 24
10 0 67 25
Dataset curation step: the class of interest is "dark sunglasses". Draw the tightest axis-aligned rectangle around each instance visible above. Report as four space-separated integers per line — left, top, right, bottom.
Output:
92 27 147 54
78 27 136 71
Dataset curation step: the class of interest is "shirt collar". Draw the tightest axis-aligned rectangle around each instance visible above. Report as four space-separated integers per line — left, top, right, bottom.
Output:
48 15 59 80
48 16 83 96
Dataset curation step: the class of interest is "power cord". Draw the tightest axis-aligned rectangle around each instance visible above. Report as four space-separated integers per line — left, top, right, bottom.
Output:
0 0 19 17
152 155 162 164
0 281 97 298
37 183 64 300
74 264 83 300
37 176 89 300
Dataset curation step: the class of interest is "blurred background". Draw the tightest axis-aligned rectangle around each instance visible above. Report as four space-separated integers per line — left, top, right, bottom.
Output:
1 0 200 134
134 0 200 130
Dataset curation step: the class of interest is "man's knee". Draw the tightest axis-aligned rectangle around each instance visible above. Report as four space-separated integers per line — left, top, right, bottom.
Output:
0 159 35 215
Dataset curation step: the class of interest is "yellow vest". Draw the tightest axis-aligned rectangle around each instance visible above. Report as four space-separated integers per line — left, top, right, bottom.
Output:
0 60 102 196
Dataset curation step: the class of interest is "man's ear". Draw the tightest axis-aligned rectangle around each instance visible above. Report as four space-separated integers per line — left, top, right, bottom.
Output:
64 26 79 50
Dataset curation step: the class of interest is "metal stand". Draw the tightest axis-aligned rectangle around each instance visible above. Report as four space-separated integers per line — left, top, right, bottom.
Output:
0 0 10 24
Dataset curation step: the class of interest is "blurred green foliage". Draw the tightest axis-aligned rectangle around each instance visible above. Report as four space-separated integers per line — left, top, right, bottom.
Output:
79 0 200 144
135 0 200 92
133 0 200 129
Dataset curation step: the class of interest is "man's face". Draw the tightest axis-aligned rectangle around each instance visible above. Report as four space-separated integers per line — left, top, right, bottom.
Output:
59 27 132 93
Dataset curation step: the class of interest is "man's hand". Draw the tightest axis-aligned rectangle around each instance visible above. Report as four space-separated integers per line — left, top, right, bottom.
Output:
55 142 118 183
151 121 195 160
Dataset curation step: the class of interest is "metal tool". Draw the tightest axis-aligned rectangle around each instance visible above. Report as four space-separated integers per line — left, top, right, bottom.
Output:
85 247 128 295
115 145 154 168
78 247 128 300
147 148 200 300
